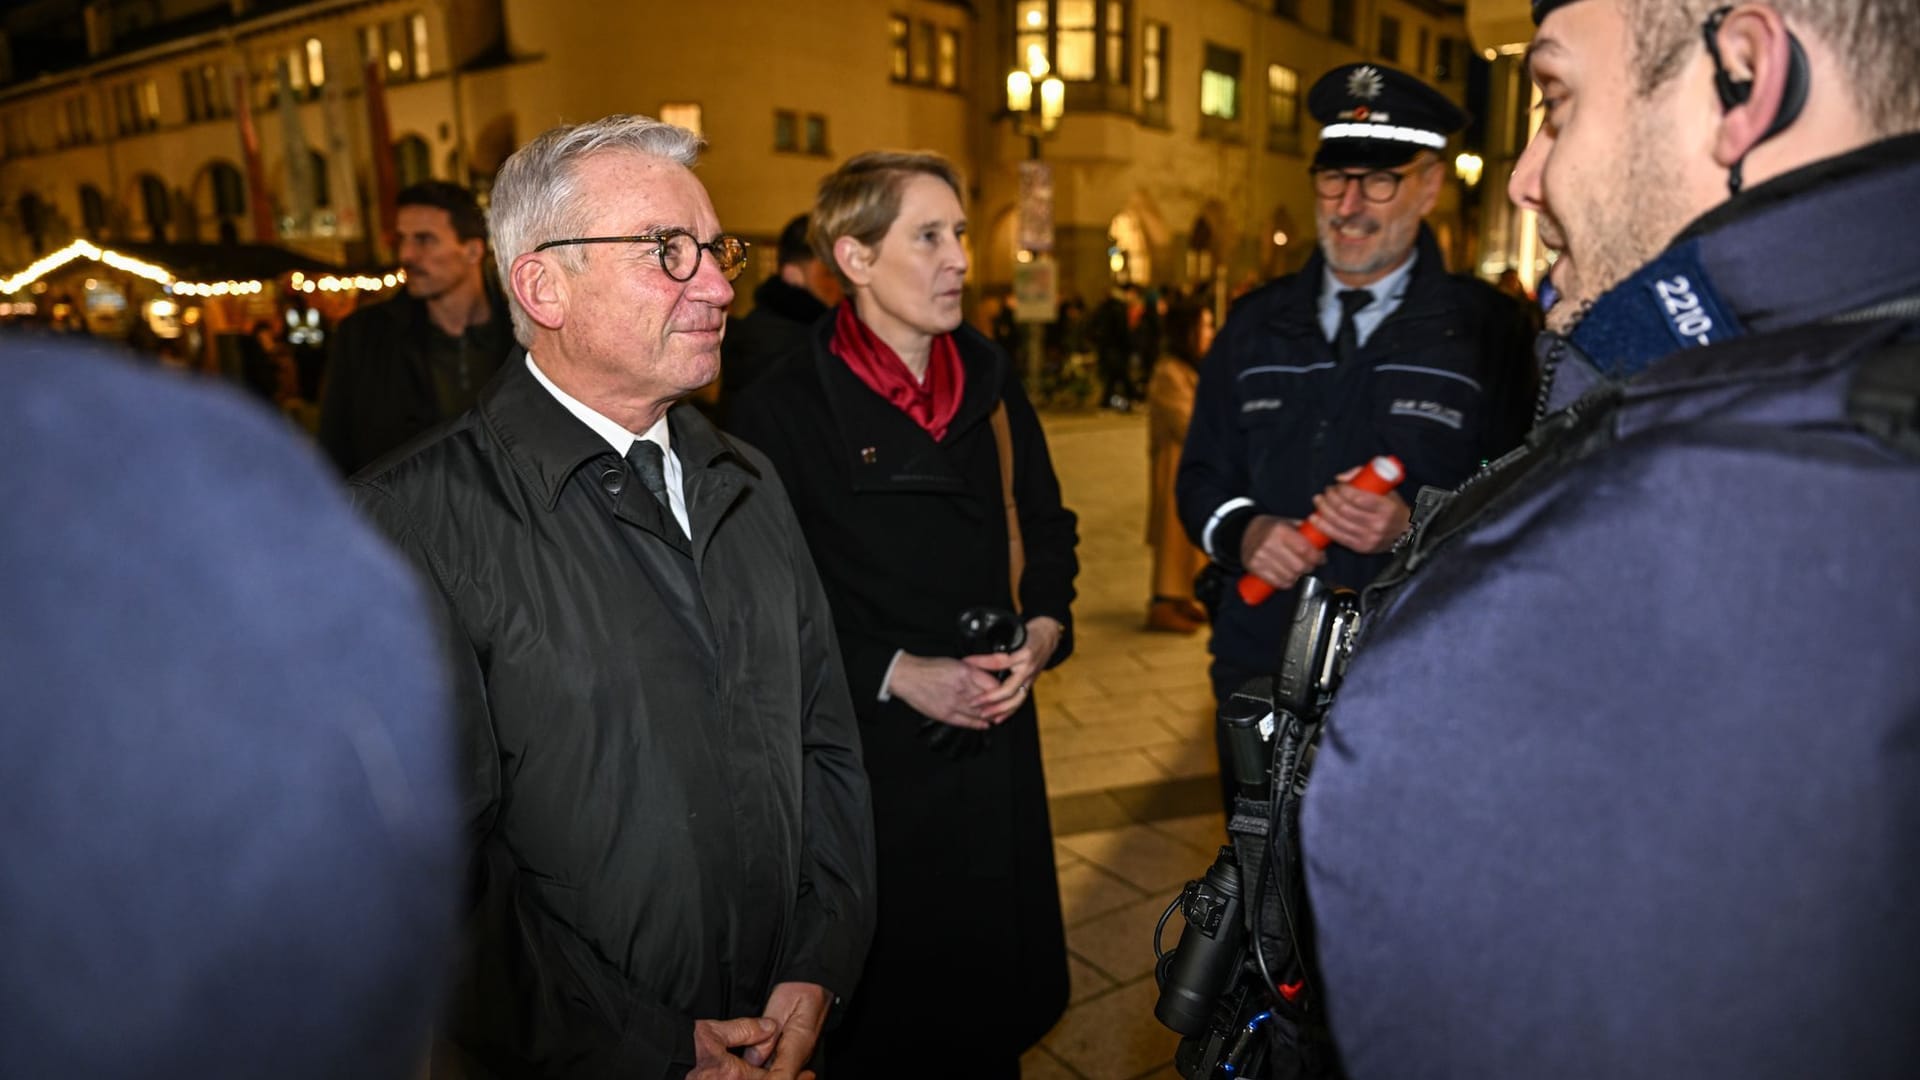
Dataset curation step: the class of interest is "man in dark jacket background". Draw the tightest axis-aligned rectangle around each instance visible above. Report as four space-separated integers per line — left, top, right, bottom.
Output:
318 180 513 475
1304 2 1920 1076
348 115 876 1080
1176 62 1536 798
719 213 840 410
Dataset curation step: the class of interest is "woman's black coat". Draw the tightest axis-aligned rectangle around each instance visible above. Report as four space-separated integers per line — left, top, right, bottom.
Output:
729 317 1079 1071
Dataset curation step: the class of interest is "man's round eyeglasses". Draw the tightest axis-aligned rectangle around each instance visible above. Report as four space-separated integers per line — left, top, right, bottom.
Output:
1310 163 1428 204
534 230 751 282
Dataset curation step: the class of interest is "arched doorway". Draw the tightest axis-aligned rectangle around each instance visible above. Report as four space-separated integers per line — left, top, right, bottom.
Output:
136 174 172 242
15 192 52 254
190 161 247 243
1186 216 1216 283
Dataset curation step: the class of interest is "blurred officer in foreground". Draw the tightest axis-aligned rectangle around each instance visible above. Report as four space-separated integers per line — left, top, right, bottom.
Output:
1304 2 1920 1077
0 334 460 1080
1177 62 1536 803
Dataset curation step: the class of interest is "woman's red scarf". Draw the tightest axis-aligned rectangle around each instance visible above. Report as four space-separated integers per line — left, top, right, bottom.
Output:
830 301 965 441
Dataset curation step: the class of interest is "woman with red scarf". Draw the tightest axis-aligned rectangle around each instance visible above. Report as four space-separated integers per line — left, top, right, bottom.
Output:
730 151 1079 1079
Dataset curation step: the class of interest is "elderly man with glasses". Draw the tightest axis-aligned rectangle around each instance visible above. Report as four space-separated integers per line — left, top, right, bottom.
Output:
348 114 876 1080
1177 62 1539 807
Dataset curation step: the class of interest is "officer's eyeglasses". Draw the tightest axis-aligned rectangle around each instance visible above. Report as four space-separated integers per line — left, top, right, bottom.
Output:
1310 163 1429 203
534 230 750 282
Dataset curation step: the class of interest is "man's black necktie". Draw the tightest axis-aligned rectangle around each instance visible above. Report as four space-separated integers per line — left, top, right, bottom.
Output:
625 439 689 553
1334 288 1374 364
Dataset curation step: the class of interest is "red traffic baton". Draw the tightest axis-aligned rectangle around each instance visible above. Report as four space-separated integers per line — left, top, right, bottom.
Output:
1235 455 1406 607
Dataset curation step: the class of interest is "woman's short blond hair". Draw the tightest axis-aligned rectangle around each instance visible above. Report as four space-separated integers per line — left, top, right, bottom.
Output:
810 151 966 289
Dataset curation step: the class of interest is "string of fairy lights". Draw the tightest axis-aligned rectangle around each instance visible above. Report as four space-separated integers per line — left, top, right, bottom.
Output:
0 239 403 298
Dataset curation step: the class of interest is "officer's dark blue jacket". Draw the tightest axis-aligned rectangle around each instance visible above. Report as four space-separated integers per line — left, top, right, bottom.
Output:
1176 225 1535 679
1305 133 1920 1079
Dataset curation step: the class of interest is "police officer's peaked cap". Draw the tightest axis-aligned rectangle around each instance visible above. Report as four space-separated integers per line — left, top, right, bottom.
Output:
1308 63 1469 170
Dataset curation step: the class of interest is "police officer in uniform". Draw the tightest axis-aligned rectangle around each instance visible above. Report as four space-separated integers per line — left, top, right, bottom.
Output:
1177 63 1536 791
1302 1 1920 1076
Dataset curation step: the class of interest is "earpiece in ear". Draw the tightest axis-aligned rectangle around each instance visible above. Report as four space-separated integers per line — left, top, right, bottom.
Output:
1702 6 1751 110
1701 4 1809 139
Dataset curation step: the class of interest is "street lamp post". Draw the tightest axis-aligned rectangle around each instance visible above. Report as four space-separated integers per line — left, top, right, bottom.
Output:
1005 47 1065 156
1005 48 1064 402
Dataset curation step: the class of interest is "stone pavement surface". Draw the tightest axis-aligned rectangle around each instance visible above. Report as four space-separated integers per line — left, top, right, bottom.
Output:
1017 409 1227 1080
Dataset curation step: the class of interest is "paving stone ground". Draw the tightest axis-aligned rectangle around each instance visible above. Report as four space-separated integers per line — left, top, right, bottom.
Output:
1020 409 1226 1080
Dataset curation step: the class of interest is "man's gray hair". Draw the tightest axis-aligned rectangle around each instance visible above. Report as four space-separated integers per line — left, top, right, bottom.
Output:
488 114 705 344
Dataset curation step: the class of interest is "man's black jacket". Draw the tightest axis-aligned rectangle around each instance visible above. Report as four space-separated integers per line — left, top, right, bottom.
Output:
721 275 829 406
317 285 511 475
348 356 876 1079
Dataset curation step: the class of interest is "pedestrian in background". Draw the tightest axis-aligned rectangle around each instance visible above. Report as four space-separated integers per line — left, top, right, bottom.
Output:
719 212 841 412
318 180 513 475
1145 298 1215 633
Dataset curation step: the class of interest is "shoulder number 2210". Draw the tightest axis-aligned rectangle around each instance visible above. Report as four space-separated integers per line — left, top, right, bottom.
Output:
1655 275 1714 346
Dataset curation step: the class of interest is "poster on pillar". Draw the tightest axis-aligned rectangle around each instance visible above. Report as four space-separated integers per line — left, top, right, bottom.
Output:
1017 161 1054 255
1012 258 1058 323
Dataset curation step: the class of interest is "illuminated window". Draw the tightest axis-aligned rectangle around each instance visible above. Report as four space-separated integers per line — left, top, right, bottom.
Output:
889 16 910 82
937 28 960 89
1011 1 1129 86
366 14 429 83
1014 0 1047 77
1200 44 1242 140
305 38 327 88
1201 45 1240 121
1141 20 1167 126
1057 0 1094 80
411 14 431 79
660 103 703 139
139 81 161 128
1267 63 1300 152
